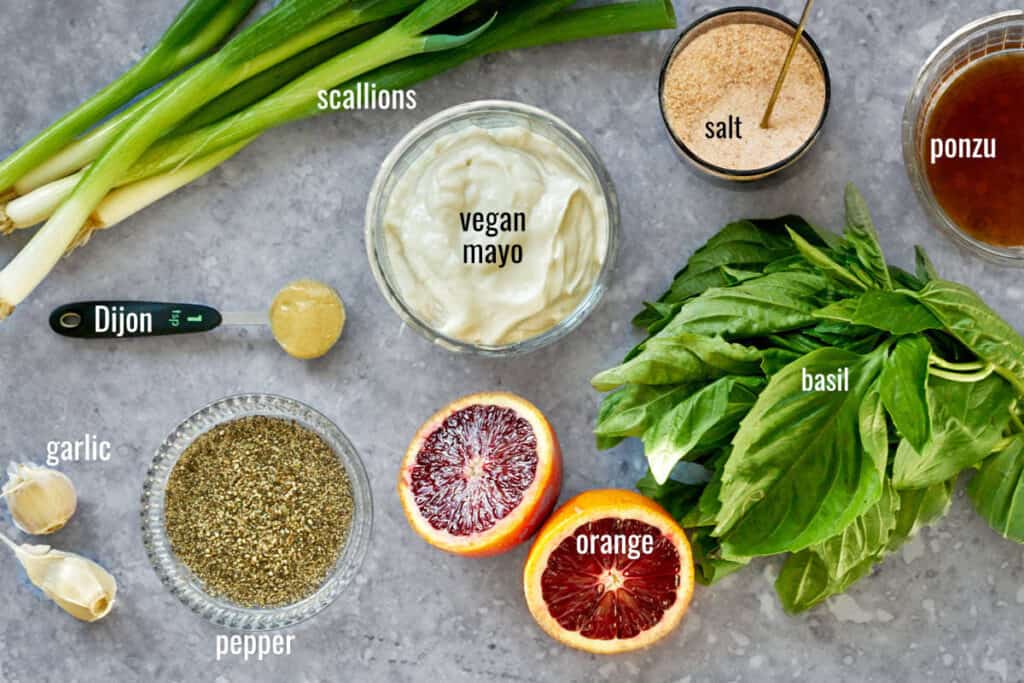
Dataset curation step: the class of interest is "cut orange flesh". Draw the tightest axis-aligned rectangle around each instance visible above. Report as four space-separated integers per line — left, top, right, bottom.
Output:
398 392 562 557
524 489 694 654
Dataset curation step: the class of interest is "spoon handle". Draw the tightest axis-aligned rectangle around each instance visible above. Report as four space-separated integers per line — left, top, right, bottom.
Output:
49 302 222 339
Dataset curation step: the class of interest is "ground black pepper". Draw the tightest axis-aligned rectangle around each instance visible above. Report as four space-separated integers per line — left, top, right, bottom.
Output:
165 416 353 607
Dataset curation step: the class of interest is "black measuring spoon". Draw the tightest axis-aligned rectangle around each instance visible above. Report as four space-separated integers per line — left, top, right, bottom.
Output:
49 301 264 339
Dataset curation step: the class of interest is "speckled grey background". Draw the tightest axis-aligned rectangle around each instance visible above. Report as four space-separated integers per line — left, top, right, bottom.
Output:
1 1 1022 681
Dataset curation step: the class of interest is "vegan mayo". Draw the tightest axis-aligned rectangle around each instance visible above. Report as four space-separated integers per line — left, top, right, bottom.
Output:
383 124 608 346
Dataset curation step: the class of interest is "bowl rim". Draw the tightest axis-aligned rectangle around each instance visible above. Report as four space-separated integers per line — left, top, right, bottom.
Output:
901 9 1024 264
140 392 373 631
657 5 832 181
364 99 620 357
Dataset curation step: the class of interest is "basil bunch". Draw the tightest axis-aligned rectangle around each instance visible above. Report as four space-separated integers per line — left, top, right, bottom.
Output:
593 185 1024 612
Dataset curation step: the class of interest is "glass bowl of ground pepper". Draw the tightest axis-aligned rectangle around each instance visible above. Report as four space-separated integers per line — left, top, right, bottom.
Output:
141 394 372 630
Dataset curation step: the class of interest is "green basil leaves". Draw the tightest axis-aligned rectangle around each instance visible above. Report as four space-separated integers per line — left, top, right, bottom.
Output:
594 185 1024 614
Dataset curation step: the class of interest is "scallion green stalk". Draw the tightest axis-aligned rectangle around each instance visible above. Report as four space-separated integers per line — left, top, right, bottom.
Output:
5 20 395 212
12 1 418 195
0 0 258 194
125 0 676 184
72 0 578 192
490 0 676 52
0 0 489 317
178 20 396 135
115 2 495 189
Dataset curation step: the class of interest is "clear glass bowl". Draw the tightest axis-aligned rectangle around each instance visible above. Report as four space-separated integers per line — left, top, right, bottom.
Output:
365 100 620 357
658 7 831 182
141 393 373 631
903 10 1024 263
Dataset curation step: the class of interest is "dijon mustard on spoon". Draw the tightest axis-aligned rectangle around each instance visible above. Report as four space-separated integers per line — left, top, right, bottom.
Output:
48 279 346 360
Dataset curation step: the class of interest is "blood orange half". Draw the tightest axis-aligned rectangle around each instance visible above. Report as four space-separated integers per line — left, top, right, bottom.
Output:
524 489 694 654
398 392 562 557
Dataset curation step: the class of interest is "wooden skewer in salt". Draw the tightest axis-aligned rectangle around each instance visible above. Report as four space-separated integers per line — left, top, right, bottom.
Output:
760 0 816 128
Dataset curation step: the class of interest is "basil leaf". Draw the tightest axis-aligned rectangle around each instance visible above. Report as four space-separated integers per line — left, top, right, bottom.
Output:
591 333 763 392
890 266 926 292
638 268 772 334
777 481 899 613
691 528 748 586
814 291 942 336
842 184 893 290
968 437 1024 543
915 279 1024 393
893 374 1015 489
634 215 834 329
594 384 696 449
880 336 932 451
760 348 801 377
657 271 828 341
780 215 842 249
632 220 799 328
914 245 940 284
681 463 725 528
633 301 682 333
685 220 797 273
886 479 955 551
776 549 830 612
660 265 764 309
804 321 887 354
814 480 899 579
764 254 822 275
787 228 867 292
681 215 830 281
643 377 764 484
764 332 826 355
636 470 705 523
713 348 887 557
595 389 632 450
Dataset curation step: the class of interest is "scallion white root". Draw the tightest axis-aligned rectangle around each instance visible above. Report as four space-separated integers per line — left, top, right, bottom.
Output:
5 174 83 233
71 139 253 252
14 133 112 196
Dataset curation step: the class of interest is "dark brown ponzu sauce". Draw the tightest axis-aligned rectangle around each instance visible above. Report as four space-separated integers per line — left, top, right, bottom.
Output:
925 52 1024 247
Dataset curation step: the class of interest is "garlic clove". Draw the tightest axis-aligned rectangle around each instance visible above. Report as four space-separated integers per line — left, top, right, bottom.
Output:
43 557 117 622
3 462 77 535
3 537 117 622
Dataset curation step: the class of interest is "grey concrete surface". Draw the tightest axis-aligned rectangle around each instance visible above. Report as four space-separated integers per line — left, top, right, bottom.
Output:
1 1 1023 681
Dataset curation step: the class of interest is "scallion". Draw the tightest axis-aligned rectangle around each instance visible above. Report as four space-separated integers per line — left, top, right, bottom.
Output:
3 0 678 235
490 0 676 52
12 1 420 195
1 21 396 235
46 0 673 199
0 0 258 194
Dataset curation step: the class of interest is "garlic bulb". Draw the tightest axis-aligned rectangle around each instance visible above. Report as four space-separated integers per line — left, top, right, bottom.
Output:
3 462 77 535
1 532 116 622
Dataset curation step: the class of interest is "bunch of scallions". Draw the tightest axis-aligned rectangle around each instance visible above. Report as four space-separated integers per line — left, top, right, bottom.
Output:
0 0 676 319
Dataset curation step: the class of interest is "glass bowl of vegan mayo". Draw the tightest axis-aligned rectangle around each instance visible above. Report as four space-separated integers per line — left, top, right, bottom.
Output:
366 100 619 356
